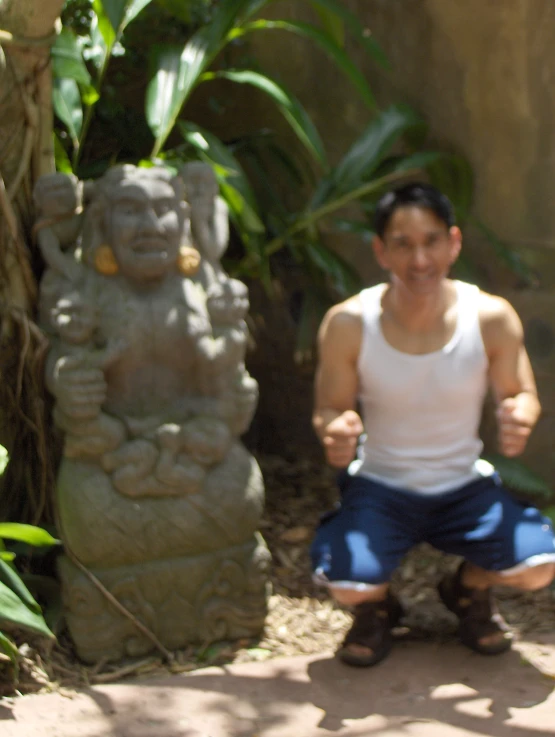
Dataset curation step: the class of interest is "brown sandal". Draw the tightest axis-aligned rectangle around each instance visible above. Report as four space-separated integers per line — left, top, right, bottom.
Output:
438 562 513 655
338 592 404 667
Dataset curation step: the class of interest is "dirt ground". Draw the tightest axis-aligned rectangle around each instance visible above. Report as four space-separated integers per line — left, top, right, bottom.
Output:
3 454 555 694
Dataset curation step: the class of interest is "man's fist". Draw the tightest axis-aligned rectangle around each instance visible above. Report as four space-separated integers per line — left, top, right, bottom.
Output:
322 410 364 468
497 397 533 457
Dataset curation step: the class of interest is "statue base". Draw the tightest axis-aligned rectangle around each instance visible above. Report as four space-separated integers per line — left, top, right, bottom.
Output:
58 534 271 664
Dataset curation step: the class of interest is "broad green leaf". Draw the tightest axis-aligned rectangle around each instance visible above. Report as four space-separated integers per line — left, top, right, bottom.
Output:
92 0 116 49
0 552 16 562
0 559 41 614
333 218 374 242
0 445 7 475
308 0 390 69
0 630 18 674
83 13 109 70
483 454 554 500
312 104 424 207
305 242 361 297
52 77 83 147
386 151 443 174
178 121 263 229
333 104 423 193
0 580 54 639
206 70 327 168
311 3 345 46
52 28 92 86
0 524 60 548
94 0 153 39
147 0 258 156
229 20 374 109
427 153 474 223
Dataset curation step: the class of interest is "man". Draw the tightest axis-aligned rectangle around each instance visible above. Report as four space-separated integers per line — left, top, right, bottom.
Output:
311 182 555 667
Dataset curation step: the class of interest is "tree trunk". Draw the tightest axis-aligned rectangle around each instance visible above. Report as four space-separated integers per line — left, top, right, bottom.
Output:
0 0 65 522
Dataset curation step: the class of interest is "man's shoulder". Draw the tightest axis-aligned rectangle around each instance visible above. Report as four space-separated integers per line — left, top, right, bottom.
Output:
324 294 363 325
324 283 386 322
477 289 520 325
318 295 365 359
476 289 523 349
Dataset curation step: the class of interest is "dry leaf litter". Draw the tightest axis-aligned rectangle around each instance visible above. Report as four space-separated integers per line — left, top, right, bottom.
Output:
2 454 555 695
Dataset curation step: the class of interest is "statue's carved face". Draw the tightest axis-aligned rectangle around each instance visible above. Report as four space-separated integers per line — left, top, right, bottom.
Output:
108 178 184 283
35 174 80 217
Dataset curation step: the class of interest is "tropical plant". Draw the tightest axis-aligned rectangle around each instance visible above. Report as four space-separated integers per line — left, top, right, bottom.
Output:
53 0 487 357
0 447 60 688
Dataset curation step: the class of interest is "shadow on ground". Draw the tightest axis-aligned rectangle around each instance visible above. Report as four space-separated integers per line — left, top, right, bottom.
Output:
6 634 554 737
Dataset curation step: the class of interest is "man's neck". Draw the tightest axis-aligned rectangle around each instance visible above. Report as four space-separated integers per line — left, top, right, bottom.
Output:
383 278 455 333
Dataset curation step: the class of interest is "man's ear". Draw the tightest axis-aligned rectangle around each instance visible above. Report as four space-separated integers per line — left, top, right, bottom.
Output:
372 235 389 270
449 226 462 264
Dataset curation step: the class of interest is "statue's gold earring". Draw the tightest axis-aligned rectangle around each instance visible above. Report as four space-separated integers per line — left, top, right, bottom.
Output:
177 245 201 276
94 244 119 275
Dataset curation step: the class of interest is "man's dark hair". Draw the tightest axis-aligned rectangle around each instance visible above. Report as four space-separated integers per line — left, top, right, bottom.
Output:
374 182 456 239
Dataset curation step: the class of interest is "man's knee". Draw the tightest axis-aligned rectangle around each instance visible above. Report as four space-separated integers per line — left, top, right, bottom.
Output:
497 562 555 591
329 582 390 606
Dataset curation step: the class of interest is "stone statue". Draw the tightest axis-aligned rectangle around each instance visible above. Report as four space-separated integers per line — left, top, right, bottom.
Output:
40 164 269 663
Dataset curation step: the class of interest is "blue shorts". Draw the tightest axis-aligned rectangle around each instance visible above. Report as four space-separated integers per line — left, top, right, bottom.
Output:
310 472 555 585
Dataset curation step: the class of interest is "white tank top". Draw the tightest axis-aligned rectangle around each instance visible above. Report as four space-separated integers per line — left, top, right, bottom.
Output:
350 280 492 493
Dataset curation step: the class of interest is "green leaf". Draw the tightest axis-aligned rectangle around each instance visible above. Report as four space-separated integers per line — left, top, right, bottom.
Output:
229 20 375 109
0 559 41 615
52 28 92 86
0 580 54 639
308 0 390 69
178 121 264 230
427 153 474 223
0 552 16 562
311 3 345 46
483 454 554 501
53 77 83 148
0 524 60 548
0 630 19 674
147 0 258 156
305 242 362 297
0 445 7 475
53 132 74 174
333 218 374 242
207 70 328 168
322 104 424 203
94 0 154 40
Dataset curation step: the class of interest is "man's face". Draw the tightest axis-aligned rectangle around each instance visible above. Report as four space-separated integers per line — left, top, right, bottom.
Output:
108 179 184 283
373 206 461 295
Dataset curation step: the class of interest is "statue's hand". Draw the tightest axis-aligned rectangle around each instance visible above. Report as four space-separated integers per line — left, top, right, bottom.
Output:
53 354 107 419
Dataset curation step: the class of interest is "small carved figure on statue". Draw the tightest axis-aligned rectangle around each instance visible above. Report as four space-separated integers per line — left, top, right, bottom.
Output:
33 173 85 283
49 291 127 459
181 162 229 287
197 278 250 393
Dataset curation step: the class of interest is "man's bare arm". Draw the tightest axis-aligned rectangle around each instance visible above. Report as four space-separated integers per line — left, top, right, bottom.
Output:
480 294 541 457
313 297 364 467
